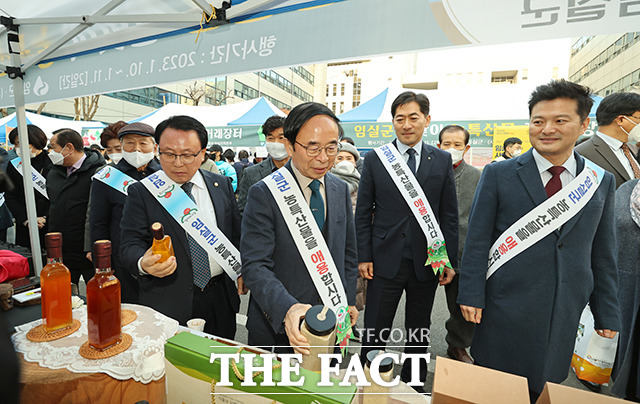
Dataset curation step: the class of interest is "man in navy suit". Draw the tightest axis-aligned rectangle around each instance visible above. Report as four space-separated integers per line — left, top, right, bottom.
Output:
241 102 358 354
458 80 621 401
355 91 458 391
120 115 241 338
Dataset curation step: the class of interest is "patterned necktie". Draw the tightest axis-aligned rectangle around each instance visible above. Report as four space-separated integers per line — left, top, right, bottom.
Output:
309 180 325 230
621 144 640 179
181 182 211 289
407 148 417 174
545 166 565 198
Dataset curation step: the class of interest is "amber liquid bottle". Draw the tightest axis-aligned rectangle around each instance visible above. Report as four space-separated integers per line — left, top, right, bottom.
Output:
86 240 122 351
41 232 73 332
151 222 175 263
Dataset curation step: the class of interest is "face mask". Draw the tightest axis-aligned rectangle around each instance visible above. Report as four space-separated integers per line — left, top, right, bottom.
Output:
48 146 67 166
511 149 522 157
109 153 123 164
123 151 154 168
265 141 289 161
15 147 22 158
621 117 640 143
335 160 356 173
445 148 465 164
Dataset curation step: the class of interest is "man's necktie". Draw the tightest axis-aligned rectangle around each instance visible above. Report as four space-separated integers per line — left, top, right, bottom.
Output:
309 180 325 230
621 144 640 179
181 182 211 289
545 166 565 198
407 148 417 174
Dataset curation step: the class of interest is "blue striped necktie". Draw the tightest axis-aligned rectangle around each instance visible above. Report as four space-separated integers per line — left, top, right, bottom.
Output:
181 182 211 289
309 179 325 230
407 148 417 174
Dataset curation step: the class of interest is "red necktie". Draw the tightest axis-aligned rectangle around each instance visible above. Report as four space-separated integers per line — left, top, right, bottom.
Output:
545 166 565 198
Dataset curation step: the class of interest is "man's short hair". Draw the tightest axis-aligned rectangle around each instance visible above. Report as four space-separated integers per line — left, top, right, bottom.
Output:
100 121 127 148
262 115 286 137
155 115 208 149
342 136 355 145
54 129 84 152
528 79 593 122
438 125 470 145
504 137 523 149
8 124 48 150
283 102 339 146
238 150 249 159
209 144 223 153
223 149 235 162
391 91 430 118
595 92 640 127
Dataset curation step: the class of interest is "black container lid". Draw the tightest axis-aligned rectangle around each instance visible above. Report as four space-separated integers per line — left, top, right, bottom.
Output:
303 305 336 336
366 350 394 373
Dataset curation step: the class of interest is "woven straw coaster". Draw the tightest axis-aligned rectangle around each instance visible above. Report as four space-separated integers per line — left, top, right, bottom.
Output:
79 333 132 360
121 309 137 326
26 319 81 342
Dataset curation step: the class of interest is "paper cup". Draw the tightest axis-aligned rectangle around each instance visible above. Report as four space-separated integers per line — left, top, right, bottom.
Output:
187 318 206 332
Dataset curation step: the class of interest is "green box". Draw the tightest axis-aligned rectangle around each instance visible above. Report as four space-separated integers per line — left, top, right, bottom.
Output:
165 331 356 404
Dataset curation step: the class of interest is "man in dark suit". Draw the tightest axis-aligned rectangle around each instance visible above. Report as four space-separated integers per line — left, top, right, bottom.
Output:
355 91 458 391
241 103 358 354
120 115 241 338
237 115 288 214
458 80 621 401
575 92 640 189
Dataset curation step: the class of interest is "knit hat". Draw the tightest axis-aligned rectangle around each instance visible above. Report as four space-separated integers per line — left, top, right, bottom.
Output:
118 122 155 138
339 142 360 161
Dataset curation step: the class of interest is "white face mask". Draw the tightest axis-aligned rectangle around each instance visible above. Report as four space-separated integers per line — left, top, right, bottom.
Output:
511 148 522 157
335 160 356 173
48 146 68 166
109 152 123 164
445 148 465 164
123 150 155 168
621 116 640 143
265 141 289 161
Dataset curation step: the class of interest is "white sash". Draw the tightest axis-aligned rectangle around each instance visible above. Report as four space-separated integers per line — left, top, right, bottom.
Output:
140 171 241 281
92 166 136 195
10 157 48 199
263 167 352 349
374 143 452 275
486 159 605 279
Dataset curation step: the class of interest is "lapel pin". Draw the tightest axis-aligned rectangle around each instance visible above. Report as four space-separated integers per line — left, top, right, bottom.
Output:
428 156 431 160
214 182 219 187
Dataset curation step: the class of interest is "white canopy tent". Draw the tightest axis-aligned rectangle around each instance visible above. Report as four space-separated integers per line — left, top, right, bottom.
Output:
1 0 637 273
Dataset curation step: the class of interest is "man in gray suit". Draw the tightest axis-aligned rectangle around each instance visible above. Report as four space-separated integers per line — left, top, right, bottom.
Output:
237 116 288 213
575 92 640 189
241 103 358 354
458 80 621 402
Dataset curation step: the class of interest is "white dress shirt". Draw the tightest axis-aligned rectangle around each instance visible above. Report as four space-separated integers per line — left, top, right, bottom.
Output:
596 132 640 179
291 162 327 214
532 149 577 188
396 141 422 172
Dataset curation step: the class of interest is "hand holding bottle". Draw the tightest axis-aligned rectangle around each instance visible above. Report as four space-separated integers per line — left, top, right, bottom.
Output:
141 247 177 277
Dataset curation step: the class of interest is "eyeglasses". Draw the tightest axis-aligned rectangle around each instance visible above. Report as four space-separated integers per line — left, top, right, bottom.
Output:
158 150 203 164
295 141 340 157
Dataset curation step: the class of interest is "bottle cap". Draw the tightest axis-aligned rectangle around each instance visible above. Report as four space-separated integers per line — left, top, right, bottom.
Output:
151 222 165 240
93 240 112 257
45 232 62 249
303 305 336 336
366 350 394 373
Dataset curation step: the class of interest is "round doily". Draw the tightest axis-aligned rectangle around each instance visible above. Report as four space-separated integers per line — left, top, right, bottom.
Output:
26 319 81 342
121 309 137 326
79 333 133 360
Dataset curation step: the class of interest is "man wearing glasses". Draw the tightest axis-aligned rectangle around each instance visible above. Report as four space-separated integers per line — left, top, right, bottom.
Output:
355 91 458 393
120 115 242 338
241 102 358 353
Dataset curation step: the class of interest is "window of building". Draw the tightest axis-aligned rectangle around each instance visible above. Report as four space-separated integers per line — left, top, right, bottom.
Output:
552 67 559 79
105 86 186 108
332 102 336 113
341 83 345 96
491 70 518 84
521 69 528 81
340 102 344 114
326 84 329 97
291 66 315 85
333 84 337 97
234 81 259 100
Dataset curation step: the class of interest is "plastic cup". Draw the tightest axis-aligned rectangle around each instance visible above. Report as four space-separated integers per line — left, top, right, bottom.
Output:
187 318 206 332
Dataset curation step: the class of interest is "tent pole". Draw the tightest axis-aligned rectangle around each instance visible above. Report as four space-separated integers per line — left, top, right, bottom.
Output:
6 20 44 274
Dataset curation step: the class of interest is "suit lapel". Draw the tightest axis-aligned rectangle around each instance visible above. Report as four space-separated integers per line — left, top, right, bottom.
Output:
201 170 225 227
592 135 630 181
517 150 547 207
416 142 434 184
324 175 340 248
559 152 587 238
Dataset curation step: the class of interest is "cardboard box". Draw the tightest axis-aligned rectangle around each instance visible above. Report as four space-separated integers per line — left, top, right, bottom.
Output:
431 356 530 404
535 382 630 404
165 331 357 404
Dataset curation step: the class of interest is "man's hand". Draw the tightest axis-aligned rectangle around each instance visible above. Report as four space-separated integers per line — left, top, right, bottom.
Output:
237 276 248 295
141 247 177 278
36 216 46 229
348 305 359 326
438 266 456 286
359 262 374 280
86 252 92 262
460 305 483 324
596 329 617 339
284 303 312 355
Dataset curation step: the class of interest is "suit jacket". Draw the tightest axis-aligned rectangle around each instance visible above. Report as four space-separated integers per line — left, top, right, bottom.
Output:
575 134 635 189
453 160 481 272
355 140 459 280
237 157 276 214
120 169 241 325
457 149 621 393
240 162 358 343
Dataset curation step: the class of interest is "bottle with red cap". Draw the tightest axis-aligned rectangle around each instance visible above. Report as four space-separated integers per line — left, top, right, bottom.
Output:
86 240 122 350
41 232 73 332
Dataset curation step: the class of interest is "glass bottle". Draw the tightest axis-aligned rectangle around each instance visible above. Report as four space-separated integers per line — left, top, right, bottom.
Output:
86 240 122 350
41 232 73 332
151 222 175 263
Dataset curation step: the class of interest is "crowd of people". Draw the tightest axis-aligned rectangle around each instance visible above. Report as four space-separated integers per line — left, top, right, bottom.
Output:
2 79 640 402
